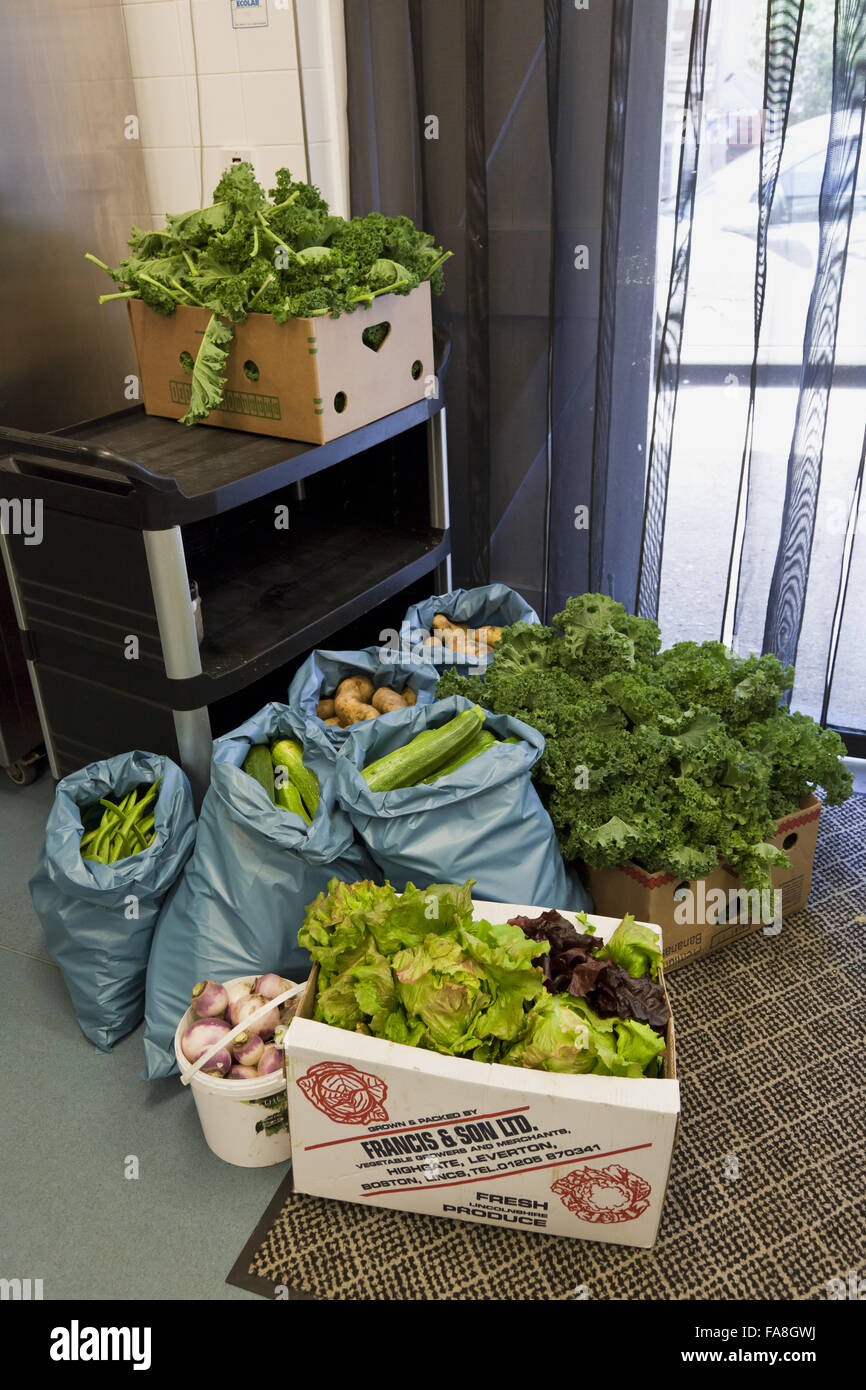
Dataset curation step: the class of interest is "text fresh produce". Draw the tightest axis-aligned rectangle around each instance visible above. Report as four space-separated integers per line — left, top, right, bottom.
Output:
86 164 451 426
438 593 852 891
297 878 668 1077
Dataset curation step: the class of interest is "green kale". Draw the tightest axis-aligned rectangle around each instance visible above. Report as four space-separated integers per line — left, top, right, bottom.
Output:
435 594 852 891
86 162 452 424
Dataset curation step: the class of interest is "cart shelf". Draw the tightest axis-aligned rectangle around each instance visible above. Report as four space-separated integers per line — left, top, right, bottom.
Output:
170 517 448 707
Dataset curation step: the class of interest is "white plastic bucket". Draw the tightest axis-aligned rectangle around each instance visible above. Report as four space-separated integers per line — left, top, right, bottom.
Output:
174 974 301 1168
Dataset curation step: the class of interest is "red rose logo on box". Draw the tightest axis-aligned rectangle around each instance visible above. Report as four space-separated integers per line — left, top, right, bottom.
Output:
297 1060 389 1124
551 1163 652 1224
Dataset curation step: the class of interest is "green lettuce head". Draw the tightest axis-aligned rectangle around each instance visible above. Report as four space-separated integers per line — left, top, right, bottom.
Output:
504 994 595 1073
595 913 662 980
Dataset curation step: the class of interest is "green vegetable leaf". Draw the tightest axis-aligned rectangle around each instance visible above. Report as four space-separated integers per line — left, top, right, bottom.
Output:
178 314 235 426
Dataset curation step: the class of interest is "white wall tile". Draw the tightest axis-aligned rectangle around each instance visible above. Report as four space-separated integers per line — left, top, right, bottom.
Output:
298 66 330 144
235 6 298 71
241 71 304 147
143 147 200 216
293 0 324 67
123 1 186 78
133 76 194 148
190 0 239 74
198 73 246 146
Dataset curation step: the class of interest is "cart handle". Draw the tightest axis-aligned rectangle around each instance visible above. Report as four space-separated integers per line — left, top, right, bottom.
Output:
0 425 181 494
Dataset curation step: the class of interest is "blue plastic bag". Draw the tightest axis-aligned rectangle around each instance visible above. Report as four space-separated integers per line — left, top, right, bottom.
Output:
400 584 540 676
287 644 439 753
143 704 380 1078
334 695 590 912
29 752 196 1052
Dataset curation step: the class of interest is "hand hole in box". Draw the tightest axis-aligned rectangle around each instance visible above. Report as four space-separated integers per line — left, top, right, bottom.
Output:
362 322 391 352
334 391 347 413
243 360 260 382
411 359 423 380
782 832 798 850
179 351 194 374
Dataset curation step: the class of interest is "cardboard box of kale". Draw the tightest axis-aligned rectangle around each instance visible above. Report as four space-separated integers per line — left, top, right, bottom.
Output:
587 795 820 971
127 281 433 445
286 899 679 1249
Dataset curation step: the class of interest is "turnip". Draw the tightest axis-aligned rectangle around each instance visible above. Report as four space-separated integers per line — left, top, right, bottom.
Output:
181 1017 231 1064
228 1064 259 1080
257 1044 283 1075
233 1031 264 1067
224 979 253 1007
232 994 279 1038
201 1048 232 1077
191 979 229 1018
255 973 292 1000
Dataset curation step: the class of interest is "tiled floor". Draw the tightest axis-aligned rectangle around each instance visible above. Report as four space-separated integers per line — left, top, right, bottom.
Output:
0 774 286 1302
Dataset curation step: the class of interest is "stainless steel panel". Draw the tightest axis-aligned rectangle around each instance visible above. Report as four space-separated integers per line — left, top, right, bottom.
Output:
0 0 151 432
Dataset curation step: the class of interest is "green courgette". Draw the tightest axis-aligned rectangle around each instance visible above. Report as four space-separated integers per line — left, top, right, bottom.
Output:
243 745 276 803
361 705 486 792
275 779 311 824
271 739 319 820
420 729 498 784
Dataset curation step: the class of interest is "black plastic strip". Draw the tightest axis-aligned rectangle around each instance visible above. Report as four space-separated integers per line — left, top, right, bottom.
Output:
464 0 491 588
762 0 866 668
723 0 804 644
541 0 562 622
590 0 633 596
636 0 713 620
820 421 866 728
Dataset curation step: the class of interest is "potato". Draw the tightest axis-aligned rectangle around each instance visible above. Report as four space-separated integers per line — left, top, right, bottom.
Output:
324 716 340 726
334 674 377 727
372 686 406 714
316 697 336 720
402 687 418 706
432 613 453 631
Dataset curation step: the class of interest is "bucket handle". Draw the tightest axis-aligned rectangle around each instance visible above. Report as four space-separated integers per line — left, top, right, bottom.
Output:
179 982 307 1086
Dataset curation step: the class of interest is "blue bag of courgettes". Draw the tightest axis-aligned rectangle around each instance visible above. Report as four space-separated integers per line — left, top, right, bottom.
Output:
287 644 439 754
142 703 380 1079
29 751 196 1052
334 695 591 913
400 583 540 677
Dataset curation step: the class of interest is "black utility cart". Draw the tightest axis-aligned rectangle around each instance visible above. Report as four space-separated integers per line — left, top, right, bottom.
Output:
0 373 451 801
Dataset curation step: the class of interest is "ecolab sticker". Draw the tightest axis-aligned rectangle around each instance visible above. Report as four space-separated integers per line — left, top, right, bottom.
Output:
230 0 268 30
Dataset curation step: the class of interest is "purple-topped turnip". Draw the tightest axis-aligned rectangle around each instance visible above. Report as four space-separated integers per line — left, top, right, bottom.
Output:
257 1044 283 1076
232 994 279 1038
228 1064 259 1080
255 973 292 1000
181 1017 231 1065
201 1048 232 1077
232 1031 264 1067
224 979 253 1007
191 979 229 1018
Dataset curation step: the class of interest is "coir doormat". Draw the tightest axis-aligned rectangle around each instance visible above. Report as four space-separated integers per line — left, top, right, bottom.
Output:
227 797 866 1301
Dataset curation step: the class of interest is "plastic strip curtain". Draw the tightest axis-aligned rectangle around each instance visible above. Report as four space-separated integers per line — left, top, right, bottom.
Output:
635 0 713 620
464 0 492 589
721 0 806 646
589 0 634 596
759 0 866 671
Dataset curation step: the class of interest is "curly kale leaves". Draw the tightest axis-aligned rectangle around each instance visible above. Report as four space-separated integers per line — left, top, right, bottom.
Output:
86 163 452 424
437 593 852 891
